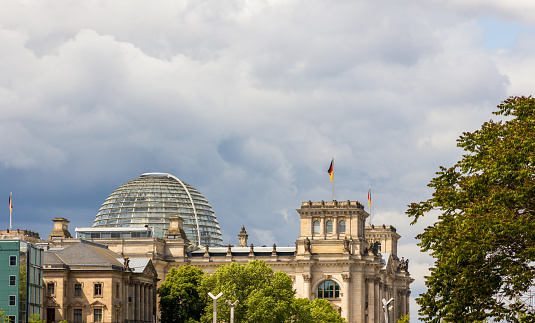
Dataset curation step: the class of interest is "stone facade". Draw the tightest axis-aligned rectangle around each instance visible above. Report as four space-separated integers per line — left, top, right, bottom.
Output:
42 240 157 323
45 200 413 323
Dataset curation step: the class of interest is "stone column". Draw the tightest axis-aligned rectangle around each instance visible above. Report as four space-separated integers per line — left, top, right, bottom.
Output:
127 282 133 322
143 283 147 322
355 270 365 323
341 274 351 321
320 217 325 237
303 274 311 300
333 215 339 236
375 280 381 321
367 278 375 323
135 283 140 322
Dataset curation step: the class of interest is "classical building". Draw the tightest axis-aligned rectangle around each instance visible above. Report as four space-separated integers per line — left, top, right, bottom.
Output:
0 239 43 323
42 240 157 323
0 172 412 323
46 195 413 323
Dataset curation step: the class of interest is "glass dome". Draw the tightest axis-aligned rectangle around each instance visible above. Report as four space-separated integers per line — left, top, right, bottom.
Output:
93 172 223 246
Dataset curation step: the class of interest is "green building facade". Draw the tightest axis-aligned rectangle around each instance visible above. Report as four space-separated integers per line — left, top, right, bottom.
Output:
0 240 43 323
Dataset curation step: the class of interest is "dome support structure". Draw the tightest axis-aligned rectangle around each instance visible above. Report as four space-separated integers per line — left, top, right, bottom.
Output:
142 172 202 246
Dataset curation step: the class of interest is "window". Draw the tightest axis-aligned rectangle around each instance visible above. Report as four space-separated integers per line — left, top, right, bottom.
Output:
74 283 82 296
339 220 346 233
326 220 333 233
9 275 16 286
9 255 16 266
317 280 340 299
94 309 102 322
8 316 15 323
9 295 16 306
377 241 382 253
94 283 102 296
313 221 320 233
47 283 55 296
116 284 120 298
73 309 82 323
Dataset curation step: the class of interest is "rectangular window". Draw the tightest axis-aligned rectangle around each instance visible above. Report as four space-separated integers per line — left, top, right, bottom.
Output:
73 309 82 323
9 295 16 306
9 275 16 286
94 283 102 296
9 255 16 266
8 316 15 323
74 283 82 296
94 309 102 322
47 283 55 296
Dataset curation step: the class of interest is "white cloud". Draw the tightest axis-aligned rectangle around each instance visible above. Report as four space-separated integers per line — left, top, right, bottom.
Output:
2 2 534 320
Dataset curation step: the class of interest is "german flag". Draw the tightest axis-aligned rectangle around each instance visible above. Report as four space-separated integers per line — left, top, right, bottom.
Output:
327 159 333 181
9 192 13 212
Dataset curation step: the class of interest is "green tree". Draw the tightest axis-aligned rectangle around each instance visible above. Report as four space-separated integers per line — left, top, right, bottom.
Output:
0 309 10 323
158 266 207 323
28 313 45 323
408 96 535 322
199 260 295 323
397 314 410 323
291 298 347 323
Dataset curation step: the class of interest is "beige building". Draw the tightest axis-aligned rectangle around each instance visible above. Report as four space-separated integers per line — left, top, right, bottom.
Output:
42 240 157 323
46 199 413 323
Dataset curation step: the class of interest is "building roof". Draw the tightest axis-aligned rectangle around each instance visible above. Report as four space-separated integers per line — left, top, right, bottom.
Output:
118 258 151 274
44 241 124 268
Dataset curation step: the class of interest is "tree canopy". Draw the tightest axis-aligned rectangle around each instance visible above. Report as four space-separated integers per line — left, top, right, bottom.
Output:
159 260 346 323
199 260 296 323
158 265 207 323
407 96 535 322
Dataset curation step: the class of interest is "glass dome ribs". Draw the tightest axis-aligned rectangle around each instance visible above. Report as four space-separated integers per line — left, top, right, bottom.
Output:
93 173 222 246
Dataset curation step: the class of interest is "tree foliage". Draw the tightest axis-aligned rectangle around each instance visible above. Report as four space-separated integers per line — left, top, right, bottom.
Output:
199 260 295 323
160 260 347 323
158 265 207 323
408 96 535 322
0 309 9 323
291 298 347 323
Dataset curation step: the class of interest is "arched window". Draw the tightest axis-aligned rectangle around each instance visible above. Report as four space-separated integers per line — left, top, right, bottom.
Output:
313 221 320 233
339 220 346 233
326 220 333 233
317 280 340 299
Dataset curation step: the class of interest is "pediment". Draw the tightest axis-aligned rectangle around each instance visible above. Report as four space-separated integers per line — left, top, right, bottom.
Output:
44 297 59 308
90 300 107 308
68 300 86 308
142 260 158 278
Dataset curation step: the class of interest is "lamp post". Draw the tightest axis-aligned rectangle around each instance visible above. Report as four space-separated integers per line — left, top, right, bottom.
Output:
208 292 223 323
382 298 394 323
225 300 239 323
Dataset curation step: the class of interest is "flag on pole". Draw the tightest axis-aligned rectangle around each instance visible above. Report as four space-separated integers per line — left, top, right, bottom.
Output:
9 192 13 212
367 187 371 207
327 159 333 181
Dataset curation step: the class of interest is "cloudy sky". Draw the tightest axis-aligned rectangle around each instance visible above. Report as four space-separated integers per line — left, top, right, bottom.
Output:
2 0 535 320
